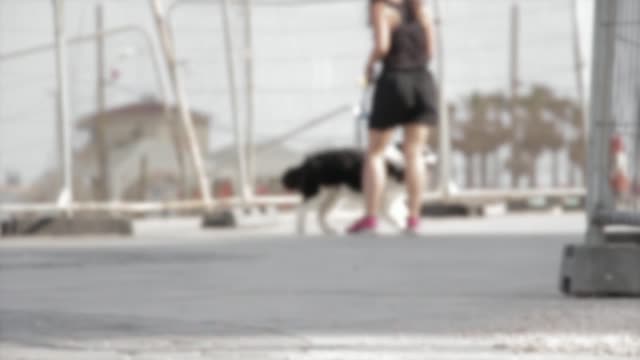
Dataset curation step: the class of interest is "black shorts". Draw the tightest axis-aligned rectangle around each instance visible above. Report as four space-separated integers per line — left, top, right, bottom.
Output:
369 68 439 130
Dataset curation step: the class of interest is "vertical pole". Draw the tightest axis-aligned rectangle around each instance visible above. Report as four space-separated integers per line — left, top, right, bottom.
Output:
355 86 369 149
139 155 148 201
570 0 589 189
95 3 111 201
148 0 213 208
586 0 617 244
221 0 251 204
509 1 520 188
154 2 188 198
510 3 520 104
509 2 520 120
433 0 451 198
52 0 73 216
570 0 587 125
243 0 256 191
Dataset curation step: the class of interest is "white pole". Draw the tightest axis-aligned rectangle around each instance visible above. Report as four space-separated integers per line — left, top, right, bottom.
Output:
433 0 451 198
510 2 520 103
94 3 112 201
570 0 589 145
243 0 257 189
52 0 73 216
148 0 213 208
570 0 586 114
508 1 521 188
221 0 251 204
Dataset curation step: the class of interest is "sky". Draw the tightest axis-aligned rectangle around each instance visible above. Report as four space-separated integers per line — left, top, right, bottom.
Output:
0 0 595 182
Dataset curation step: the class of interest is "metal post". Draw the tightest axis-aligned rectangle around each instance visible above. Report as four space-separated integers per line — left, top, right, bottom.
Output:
586 0 617 244
243 0 257 190
570 0 589 187
94 3 111 201
355 85 371 149
432 0 451 198
509 3 520 114
220 0 251 204
52 0 73 216
509 2 521 188
510 2 520 102
570 0 587 127
148 0 213 208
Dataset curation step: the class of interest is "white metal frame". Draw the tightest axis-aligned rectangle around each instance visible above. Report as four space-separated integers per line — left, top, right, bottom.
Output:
149 0 214 209
0 0 588 218
0 26 171 104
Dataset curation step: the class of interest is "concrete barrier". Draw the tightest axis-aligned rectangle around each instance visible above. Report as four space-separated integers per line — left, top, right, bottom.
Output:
1 216 132 237
560 241 640 296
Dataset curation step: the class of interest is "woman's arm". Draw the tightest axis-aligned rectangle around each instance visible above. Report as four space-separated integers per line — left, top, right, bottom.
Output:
413 0 436 61
365 1 391 83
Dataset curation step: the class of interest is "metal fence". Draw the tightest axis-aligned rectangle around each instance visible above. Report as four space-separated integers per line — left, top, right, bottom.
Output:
0 0 594 216
586 0 640 243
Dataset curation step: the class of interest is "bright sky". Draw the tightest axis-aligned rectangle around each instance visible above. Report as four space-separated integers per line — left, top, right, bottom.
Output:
0 0 595 181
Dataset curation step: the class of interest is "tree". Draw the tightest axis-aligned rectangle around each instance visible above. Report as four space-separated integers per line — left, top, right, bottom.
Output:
451 93 509 188
449 86 582 190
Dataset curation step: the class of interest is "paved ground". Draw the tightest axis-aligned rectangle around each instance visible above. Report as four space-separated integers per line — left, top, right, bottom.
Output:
0 213 638 359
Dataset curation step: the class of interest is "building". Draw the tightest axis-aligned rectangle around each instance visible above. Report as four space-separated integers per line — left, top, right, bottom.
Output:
59 101 210 202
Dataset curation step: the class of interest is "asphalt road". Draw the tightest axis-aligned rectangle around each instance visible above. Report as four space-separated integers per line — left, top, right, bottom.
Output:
0 214 638 359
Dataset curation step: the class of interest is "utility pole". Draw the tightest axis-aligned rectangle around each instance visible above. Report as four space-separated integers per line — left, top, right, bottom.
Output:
510 2 520 114
149 0 213 208
243 0 256 190
509 1 521 188
570 0 586 117
95 3 111 201
221 0 251 204
570 0 589 186
433 0 451 198
52 0 73 215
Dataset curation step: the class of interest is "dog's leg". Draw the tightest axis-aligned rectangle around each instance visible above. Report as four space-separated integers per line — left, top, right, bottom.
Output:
317 188 341 235
296 201 311 235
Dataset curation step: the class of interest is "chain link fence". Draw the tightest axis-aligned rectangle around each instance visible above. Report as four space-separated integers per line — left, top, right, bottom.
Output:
587 0 640 241
0 0 594 215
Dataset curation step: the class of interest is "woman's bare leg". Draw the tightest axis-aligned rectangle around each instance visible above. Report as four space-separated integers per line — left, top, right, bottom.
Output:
364 128 395 217
402 123 429 219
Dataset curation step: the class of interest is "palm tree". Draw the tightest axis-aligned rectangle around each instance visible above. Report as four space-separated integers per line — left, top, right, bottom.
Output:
569 131 586 187
451 87 582 189
485 93 511 187
568 106 586 186
517 88 546 187
456 94 510 188
515 86 570 187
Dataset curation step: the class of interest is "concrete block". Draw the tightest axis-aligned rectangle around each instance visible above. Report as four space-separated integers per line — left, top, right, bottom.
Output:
421 203 472 217
202 207 281 229
1 216 132 237
608 231 640 244
202 210 237 228
560 242 640 296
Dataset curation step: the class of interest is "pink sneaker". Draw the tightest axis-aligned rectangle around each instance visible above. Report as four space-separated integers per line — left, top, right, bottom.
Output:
406 216 420 235
347 216 377 234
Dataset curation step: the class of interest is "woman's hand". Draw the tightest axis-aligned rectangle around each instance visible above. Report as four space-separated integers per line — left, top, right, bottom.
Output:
365 59 376 85
364 1 390 85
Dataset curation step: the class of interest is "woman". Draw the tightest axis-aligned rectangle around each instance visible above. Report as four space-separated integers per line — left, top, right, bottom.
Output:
348 0 438 234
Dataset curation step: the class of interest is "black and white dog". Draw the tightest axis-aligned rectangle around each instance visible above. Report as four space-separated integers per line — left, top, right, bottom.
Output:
281 145 434 235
